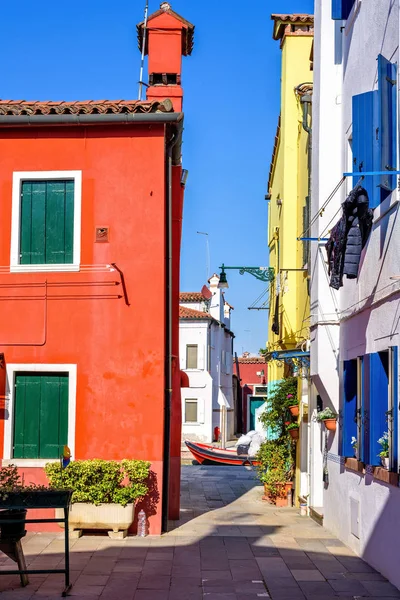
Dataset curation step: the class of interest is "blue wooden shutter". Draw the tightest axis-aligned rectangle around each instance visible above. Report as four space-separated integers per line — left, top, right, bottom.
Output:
352 92 378 204
377 54 397 194
332 0 356 20
391 347 398 472
343 360 357 456
369 352 389 465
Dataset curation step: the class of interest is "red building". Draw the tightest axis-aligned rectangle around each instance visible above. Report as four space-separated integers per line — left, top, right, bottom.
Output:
0 3 194 534
233 354 268 433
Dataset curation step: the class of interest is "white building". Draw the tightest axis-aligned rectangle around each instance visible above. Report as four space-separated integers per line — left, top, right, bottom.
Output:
180 275 235 443
310 0 400 587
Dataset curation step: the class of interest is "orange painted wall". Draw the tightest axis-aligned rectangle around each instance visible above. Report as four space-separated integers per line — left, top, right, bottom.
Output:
0 124 171 534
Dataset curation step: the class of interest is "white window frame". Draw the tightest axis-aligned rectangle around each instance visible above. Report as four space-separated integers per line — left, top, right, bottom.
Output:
3 363 77 467
10 171 82 272
184 398 198 424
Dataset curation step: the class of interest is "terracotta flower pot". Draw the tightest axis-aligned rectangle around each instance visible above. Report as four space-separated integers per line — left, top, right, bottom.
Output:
323 419 337 431
276 497 287 507
284 482 293 494
289 428 299 440
289 405 299 417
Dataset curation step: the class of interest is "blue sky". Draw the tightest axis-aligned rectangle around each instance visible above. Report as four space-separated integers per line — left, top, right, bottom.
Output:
0 0 313 355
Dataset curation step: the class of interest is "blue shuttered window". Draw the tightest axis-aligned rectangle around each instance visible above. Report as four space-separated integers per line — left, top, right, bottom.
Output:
352 55 398 209
332 0 356 20
368 352 389 465
377 55 398 194
343 360 357 456
352 92 377 203
390 347 399 472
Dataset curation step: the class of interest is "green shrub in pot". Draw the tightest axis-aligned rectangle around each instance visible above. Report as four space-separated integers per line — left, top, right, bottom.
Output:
45 459 150 506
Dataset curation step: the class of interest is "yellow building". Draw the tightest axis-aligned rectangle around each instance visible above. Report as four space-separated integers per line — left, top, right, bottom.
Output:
266 14 314 504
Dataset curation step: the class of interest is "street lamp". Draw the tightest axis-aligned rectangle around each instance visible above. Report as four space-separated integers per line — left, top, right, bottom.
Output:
218 263 275 288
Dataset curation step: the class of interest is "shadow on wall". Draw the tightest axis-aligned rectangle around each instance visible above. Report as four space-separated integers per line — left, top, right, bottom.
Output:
361 476 400 591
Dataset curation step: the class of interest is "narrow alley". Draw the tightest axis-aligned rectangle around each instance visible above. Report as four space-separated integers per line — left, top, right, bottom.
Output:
1 466 397 600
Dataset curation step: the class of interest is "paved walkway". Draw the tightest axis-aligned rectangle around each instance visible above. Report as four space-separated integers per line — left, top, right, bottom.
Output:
1 465 399 599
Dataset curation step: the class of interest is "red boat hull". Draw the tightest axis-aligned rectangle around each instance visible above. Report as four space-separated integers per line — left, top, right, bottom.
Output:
184 440 259 466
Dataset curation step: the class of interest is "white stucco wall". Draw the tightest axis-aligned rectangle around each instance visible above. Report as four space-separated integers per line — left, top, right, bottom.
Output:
312 0 400 589
180 321 213 442
180 290 234 443
309 0 343 509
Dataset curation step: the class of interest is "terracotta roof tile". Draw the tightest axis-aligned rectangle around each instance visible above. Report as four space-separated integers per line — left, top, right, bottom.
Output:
179 306 213 320
179 292 206 303
271 13 314 42
235 357 267 364
0 98 174 117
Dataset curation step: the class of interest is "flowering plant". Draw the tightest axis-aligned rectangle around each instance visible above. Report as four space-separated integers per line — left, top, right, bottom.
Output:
286 393 299 407
315 407 337 422
377 432 389 458
351 437 357 450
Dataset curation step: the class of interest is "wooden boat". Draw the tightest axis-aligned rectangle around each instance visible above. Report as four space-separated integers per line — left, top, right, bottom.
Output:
184 440 259 466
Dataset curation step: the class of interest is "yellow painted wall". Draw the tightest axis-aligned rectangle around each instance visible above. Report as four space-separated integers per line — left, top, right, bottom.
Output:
267 32 313 505
267 34 313 379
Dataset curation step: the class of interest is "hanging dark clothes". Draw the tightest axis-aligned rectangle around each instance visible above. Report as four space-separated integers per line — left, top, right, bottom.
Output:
271 295 280 335
326 186 373 290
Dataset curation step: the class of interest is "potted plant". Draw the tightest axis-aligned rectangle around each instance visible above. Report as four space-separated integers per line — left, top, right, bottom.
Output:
45 459 150 538
257 440 294 506
351 436 358 458
0 465 72 542
287 423 299 440
377 432 389 469
315 407 338 431
259 376 298 438
287 395 299 417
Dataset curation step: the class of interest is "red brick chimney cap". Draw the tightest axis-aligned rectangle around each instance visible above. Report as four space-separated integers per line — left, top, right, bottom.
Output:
137 5 195 56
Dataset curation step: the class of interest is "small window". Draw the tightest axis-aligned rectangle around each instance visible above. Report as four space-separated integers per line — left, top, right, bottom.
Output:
186 345 198 369
11 171 82 272
185 399 198 423
13 372 69 459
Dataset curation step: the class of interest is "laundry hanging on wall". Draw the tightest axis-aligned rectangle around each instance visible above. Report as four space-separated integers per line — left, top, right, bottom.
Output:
325 186 373 290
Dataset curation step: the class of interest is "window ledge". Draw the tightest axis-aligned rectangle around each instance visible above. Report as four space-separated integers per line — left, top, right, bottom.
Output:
10 264 80 273
2 459 59 468
345 457 365 473
372 466 399 486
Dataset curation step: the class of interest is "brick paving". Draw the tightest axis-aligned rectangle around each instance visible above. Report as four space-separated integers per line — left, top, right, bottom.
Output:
0 465 399 599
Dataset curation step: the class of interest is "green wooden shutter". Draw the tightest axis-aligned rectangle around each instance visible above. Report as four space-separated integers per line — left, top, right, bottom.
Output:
20 180 74 265
13 373 68 459
39 374 69 459
14 375 41 458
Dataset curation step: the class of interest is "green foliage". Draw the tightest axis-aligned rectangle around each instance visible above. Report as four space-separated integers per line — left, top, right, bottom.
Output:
0 464 57 501
45 459 150 507
256 439 294 500
315 407 337 421
286 422 299 431
258 377 298 437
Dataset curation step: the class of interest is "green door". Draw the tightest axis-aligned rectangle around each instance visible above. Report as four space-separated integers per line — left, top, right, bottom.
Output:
14 373 68 459
249 397 265 430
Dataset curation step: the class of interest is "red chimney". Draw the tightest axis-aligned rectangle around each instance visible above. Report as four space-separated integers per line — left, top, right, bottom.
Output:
137 2 194 111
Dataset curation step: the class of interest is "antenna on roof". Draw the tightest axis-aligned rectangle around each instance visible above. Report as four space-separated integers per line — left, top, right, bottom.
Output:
138 0 149 101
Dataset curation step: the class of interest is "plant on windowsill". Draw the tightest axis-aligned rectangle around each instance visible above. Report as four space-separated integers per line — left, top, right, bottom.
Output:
377 432 389 469
287 422 300 440
351 437 358 459
287 394 299 417
0 465 72 542
256 439 294 507
45 459 150 538
315 407 338 431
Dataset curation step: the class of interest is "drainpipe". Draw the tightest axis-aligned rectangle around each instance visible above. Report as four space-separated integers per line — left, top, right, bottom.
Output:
161 123 182 533
299 89 313 289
